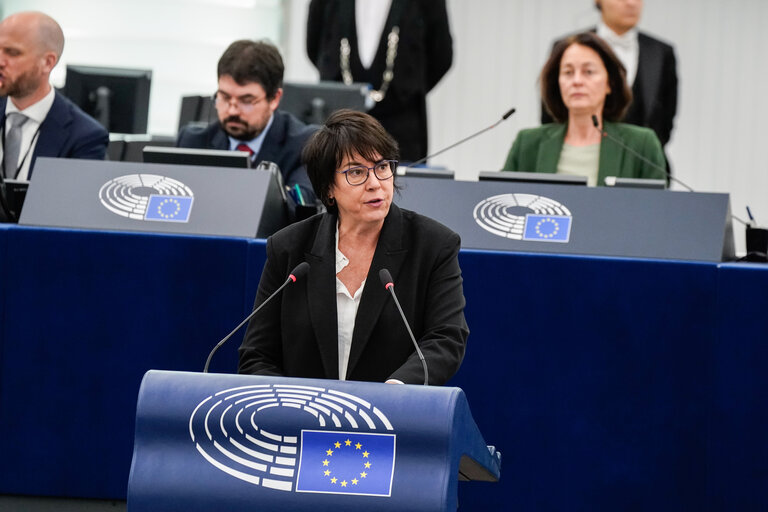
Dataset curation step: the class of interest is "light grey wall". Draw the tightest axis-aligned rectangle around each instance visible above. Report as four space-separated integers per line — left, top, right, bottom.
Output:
1 0 284 136
283 0 768 253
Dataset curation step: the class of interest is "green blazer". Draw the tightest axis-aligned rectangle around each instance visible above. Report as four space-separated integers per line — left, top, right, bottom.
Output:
502 122 666 185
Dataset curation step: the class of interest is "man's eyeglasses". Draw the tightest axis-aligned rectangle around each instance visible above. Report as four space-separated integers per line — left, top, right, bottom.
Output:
337 160 398 186
213 92 266 113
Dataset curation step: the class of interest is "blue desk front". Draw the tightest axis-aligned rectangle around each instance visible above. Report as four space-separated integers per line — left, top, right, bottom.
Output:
0 225 765 511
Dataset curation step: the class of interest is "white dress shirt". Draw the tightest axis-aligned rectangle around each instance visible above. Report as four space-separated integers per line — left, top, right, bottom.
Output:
597 21 639 87
355 0 392 69
3 86 55 180
335 224 365 380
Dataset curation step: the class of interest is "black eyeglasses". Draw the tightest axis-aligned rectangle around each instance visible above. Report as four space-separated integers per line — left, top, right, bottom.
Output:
213 91 267 113
337 160 397 186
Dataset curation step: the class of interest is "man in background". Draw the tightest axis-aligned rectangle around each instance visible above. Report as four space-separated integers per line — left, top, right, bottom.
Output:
543 0 677 151
177 40 316 208
0 11 108 181
307 0 453 163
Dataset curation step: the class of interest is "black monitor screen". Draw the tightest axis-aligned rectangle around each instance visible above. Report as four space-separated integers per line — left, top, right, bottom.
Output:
280 81 369 125
479 171 588 186
0 179 29 223
63 65 151 134
143 146 251 169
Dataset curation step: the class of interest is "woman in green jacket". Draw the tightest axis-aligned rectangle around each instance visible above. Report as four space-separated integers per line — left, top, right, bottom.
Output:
503 32 665 186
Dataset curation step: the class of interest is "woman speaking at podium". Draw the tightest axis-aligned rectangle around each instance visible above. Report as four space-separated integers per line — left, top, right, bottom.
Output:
502 32 665 186
238 109 468 385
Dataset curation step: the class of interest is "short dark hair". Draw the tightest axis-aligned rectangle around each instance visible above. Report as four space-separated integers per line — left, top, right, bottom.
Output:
217 40 284 99
302 109 400 212
540 32 632 123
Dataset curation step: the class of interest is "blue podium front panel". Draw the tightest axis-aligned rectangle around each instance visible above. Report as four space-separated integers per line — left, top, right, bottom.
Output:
128 371 498 512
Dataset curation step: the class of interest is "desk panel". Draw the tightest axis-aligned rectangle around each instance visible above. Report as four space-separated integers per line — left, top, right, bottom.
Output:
452 250 717 510
710 263 768 510
0 226 766 510
0 227 251 498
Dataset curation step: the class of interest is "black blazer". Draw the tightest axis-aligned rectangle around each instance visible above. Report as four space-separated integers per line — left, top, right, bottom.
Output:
238 203 469 385
306 0 453 162
0 91 108 177
624 32 677 146
176 110 317 200
542 29 678 146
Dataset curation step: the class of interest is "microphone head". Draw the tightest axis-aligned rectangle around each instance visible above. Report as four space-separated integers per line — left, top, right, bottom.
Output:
502 108 516 120
591 115 600 128
289 262 310 282
378 268 394 289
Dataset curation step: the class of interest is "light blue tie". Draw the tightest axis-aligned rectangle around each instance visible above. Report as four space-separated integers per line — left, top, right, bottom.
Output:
4 112 29 178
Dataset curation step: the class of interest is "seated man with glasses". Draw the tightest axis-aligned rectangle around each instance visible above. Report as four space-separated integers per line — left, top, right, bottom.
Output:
177 39 317 215
238 109 469 385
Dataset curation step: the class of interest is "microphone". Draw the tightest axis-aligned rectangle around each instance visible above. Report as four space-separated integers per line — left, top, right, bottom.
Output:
402 108 516 171
590 115 749 227
590 115 694 192
203 261 310 373
378 268 428 385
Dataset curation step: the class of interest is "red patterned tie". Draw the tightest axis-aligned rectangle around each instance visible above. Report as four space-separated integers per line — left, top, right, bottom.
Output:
235 143 254 157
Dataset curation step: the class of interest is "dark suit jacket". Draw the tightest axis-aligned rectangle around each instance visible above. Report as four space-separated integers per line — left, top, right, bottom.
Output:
176 110 316 201
502 121 666 185
306 0 453 162
0 91 108 177
238 203 469 385
542 29 678 146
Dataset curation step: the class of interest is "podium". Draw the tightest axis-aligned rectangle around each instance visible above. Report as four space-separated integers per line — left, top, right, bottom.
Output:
127 371 501 511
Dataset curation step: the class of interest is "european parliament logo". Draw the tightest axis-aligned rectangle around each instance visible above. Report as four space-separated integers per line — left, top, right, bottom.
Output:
296 431 396 496
189 384 396 495
474 193 573 242
99 174 194 222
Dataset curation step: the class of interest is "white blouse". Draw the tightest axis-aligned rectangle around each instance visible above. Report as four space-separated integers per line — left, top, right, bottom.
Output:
335 224 365 380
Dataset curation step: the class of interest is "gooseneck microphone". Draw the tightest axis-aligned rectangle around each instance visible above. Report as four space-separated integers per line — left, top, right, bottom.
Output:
402 108 516 170
590 115 694 192
378 268 428 386
203 262 310 373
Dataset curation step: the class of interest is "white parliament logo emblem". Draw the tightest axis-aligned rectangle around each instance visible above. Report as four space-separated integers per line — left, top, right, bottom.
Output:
189 384 394 492
473 193 572 240
98 174 193 220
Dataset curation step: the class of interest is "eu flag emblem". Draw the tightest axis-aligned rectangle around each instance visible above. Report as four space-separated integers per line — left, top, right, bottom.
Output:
296 430 396 496
144 195 193 222
523 214 572 243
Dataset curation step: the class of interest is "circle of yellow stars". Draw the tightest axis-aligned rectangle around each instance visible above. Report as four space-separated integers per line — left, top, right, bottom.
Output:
156 198 182 219
534 217 560 239
321 438 372 487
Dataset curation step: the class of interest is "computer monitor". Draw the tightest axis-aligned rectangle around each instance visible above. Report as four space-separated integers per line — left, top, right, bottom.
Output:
121 135 176 162
604 176 667 189
280 81 369 125
478 171 588 186
178 95 216 132
63 65 152 134
142 146 251 169
401 168 455 179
